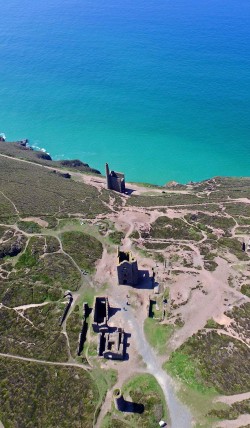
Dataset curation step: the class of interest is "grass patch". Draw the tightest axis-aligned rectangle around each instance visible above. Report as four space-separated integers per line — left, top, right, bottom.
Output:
164 351 214 394
16 247 39 268
205 319 223 329
0 240 81 307
130 230 140 240
225 303 250 340
144 318 173 355
45 235 60 253
121 373 168 427
102 373 168 427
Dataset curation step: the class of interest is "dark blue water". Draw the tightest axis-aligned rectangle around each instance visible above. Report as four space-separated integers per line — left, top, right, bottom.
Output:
1 0 250 184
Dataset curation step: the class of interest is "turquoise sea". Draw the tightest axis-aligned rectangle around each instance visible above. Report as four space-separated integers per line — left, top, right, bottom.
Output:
1 0 250 184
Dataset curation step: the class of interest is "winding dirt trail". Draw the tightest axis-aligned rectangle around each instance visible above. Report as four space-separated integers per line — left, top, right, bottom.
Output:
215 391 250 405
0 352 90 370
0 190 20 216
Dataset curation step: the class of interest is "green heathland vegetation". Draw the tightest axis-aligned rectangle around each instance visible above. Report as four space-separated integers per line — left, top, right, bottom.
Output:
1 146 250 428
0 234 81 307
108 230 125 245
0 357 99 428
165 330 250 395
127 193 208 208
0 156 109 220
148 216 202 241
225 303 250 340
0 140 101 174
185 212 235 236
207 398 250 421
241 284 250 298
17 220 42 233
0 304 68 362
66 304 84 358
60 231 103 273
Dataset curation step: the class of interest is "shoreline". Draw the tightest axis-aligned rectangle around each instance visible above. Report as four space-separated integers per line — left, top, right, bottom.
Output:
1 139 250 189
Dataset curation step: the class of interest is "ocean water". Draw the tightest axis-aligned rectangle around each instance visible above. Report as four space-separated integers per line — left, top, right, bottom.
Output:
0 0 250 184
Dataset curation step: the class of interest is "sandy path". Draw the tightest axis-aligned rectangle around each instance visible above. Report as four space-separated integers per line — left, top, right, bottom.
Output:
0 352 90 370
13 302 50 311
215 414 250 427
215 391 250 405
0 190 20 216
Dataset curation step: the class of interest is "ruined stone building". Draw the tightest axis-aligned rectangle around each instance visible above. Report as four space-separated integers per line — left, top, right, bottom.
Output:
105 163 125 193
92 296 126 360
98 328 125 360
92 296 109 333
117 248 139 286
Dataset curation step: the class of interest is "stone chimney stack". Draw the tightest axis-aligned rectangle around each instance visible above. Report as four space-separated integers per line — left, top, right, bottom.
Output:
105 163 111 190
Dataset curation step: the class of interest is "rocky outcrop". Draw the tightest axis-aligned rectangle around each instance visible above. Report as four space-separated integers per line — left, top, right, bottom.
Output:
51 170 71 179
58 159 101 175
36 152 52 161
0 234 26 259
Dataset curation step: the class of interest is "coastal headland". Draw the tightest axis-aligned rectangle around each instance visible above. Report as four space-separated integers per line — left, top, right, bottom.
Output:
0 140 249 428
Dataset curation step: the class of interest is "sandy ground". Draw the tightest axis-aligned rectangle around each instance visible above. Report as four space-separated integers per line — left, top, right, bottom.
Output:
91 179 250 427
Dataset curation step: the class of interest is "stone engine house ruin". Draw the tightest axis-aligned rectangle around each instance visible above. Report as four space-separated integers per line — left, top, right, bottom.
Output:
117 248 139 286
105 163 125 193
